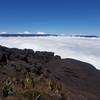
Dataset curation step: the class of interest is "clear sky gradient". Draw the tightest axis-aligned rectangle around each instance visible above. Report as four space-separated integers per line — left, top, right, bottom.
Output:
0 0 100 35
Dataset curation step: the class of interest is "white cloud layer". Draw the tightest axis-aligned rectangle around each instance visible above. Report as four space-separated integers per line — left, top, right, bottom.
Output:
0 36 100 69
24 31 32 34
36 32 47 34
0 32 7 34
15 31 47 34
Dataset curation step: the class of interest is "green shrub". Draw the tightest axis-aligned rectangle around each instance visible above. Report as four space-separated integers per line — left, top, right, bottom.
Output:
2 78 14 97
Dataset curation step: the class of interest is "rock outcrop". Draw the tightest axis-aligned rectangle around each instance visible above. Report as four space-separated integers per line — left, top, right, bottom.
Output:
0 45 100 100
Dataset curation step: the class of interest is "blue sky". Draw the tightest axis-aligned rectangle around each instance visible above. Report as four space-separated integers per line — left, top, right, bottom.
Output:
0 0 100 35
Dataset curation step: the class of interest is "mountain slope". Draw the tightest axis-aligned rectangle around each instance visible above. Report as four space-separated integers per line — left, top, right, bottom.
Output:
0 45 100 100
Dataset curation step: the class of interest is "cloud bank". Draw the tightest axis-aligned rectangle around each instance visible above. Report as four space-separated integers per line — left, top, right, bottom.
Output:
0 31 49 35
0 32 7 34
0 36 100 69
36 32 47 34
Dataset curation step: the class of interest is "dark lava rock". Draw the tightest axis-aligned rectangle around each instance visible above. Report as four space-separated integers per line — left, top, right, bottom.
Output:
46 58 100 99
33 51 54 63
0 45 100 100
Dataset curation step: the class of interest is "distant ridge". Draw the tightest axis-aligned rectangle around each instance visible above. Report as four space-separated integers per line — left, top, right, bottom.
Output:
70 34 98 38
0 33 99 38
0 34 58 37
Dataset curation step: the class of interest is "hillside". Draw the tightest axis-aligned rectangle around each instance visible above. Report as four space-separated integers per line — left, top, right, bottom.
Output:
0 45 100 100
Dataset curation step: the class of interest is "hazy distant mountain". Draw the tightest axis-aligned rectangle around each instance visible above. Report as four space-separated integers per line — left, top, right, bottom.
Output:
70 34 98 38
0 32 99 38
0 33 58 37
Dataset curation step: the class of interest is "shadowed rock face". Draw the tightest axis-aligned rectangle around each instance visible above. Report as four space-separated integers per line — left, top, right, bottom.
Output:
0 45 56 64
46 59 100 97
0 45 100 100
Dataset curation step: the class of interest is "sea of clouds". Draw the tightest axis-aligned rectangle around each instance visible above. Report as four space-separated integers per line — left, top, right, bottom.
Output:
0 36 100 69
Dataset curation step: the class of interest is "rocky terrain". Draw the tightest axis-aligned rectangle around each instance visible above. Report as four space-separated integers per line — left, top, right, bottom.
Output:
0 45 100 100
